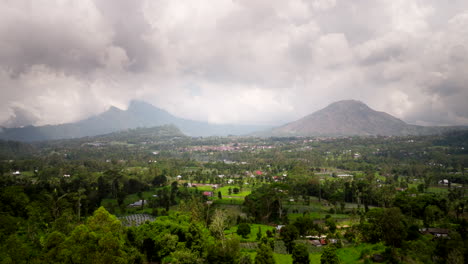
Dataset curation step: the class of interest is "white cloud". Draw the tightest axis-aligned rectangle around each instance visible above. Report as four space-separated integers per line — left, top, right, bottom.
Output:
1 0 468 127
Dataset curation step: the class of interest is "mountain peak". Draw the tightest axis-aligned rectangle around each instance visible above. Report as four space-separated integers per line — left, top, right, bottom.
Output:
128 100 154 110
326 100 370 110
331 99 365 105
108 106 123 112
271 100 409 136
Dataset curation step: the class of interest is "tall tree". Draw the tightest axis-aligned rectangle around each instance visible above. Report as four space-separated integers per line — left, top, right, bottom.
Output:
281 225 299 253
321 246 340 264
255 243 275 264
292 243 309 264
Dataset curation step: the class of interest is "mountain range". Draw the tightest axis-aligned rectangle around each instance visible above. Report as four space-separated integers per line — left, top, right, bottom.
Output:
0 101 269 141
0 99 466 142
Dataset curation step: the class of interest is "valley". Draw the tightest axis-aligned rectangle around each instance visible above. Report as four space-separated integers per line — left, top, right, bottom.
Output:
1 125 467 263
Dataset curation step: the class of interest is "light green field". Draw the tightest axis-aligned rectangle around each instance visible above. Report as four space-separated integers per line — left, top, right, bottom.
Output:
287 212 349 221
214 199 244 205
194 185 252 198
426 186 449 193
273 253 292 263
226 224 276 242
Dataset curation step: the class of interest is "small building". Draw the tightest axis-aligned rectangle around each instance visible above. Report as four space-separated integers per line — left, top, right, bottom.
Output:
12 171 21 175
419 228 450 238
203 191 213 197
337 174 352 178
129 200 147 208
309 240 322 247
438 179 449 185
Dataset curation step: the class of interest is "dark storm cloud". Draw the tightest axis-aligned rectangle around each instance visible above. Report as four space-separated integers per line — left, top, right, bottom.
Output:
0 9 103 76
94 0 156 72
3 106 39 128
1 0 468 127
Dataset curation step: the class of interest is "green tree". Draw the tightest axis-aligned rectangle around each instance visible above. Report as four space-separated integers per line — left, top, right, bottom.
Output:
50 207 141 264
169 249 204 264
292 242 309 264
240 254 253 264
255 243 275 264
321 246 340 264
210 209 227 240
237 223 251 238
325 217 337 234
244 184 288 222
381 207 406 248
359 208 384 243
207 236 240 264
424 205 443 226
152 175 167 187
280 225 299 253
256 226 262 241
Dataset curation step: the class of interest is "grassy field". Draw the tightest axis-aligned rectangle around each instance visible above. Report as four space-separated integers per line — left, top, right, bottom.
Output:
337 243 386 264
273 253 292 263
195 185 252 198
214 199 244 205
285 200 352 221
240 241 388 264
287 212 349 221
226 224 276 242
426 186 450 193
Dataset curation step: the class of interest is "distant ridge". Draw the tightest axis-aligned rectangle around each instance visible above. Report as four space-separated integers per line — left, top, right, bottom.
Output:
0 101 269 142
265 100 466 137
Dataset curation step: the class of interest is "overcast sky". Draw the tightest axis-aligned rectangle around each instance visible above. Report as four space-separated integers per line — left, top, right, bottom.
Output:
1 0 468 127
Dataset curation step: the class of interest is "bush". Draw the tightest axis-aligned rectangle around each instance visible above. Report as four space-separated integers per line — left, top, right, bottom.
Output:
292 243 309 264
321 245 340 264
237 223 251 238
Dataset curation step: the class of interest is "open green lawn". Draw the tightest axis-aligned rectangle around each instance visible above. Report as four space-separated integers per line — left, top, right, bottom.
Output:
288 212 349 221
426 186 449 193
214 199 244 205
337 243 386 264
268 243 386 263
273 253 292 263
194 185 252 197
226 224 276 242
243 252 324 264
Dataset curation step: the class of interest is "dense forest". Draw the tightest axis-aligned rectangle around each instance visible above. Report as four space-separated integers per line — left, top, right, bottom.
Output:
1 126 467 263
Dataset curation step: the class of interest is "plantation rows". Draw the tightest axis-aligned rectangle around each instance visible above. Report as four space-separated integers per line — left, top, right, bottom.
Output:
119 214 156 226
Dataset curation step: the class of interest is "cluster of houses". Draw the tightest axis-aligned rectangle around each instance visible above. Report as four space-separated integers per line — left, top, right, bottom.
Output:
178 143 276 153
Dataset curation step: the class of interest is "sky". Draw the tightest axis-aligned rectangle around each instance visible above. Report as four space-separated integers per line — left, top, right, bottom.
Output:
1 0 468 127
